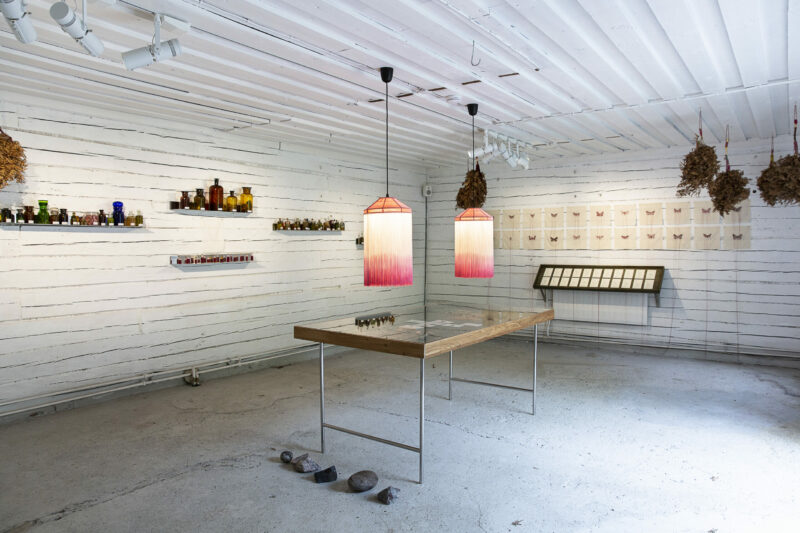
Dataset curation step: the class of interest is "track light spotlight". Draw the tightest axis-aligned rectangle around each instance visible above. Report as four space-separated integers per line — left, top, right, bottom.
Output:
50 1 104 56
518 147 530 170
122 13 183 70
1 0 37 43
507 143 518 168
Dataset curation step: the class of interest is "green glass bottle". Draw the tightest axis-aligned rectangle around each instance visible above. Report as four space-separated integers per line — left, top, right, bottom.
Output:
36 200 50 224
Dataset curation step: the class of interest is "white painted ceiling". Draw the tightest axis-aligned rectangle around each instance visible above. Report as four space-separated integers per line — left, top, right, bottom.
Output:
1 0 797 168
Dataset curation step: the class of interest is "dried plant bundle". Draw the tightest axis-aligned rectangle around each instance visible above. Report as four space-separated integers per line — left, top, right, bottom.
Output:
677 139 719 197
708 168 749 215
456 163 487 209
758 153 800 206
0 128 27 190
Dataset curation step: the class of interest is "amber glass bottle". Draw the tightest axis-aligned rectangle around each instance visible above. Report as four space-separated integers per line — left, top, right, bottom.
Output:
193 188 205 210
208 178 224 211
179 191 191 209
224 190 237 212
238 187 253 213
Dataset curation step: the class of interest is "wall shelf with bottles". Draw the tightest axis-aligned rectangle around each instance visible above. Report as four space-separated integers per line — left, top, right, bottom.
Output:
170 254 254 267
169 209 252 217
273 218 345 231
0 223 145 230
170 182 254 213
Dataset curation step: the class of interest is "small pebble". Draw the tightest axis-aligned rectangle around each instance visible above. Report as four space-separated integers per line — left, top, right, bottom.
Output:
314 465 337 483
280 451 293 464
294 457 320 473
290 453 308 465
348 470 378 492
377 486 399 505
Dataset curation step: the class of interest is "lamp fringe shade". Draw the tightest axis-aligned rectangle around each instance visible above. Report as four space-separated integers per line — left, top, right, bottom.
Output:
364 196 413 286
454 208 494 278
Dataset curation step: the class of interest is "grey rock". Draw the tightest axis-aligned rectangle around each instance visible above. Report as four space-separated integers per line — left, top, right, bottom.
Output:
314 465 337 483
377 486 399 505
348 470 378 492
280 451 293 463
290 453 307 465
294 457 320 473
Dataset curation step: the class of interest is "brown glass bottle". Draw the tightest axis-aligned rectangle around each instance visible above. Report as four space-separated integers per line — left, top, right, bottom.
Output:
179 191 191 209
208 178 224 211
193 188 205 210
224 190 237 212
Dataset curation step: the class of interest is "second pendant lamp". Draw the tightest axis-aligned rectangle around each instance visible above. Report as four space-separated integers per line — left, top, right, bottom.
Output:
454 103 494 278
363 67 413 286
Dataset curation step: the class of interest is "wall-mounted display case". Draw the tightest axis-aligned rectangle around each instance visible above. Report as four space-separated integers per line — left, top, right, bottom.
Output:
534 264 665 305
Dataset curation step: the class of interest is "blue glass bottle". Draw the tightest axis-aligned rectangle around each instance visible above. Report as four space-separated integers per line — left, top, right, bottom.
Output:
112 202 124 226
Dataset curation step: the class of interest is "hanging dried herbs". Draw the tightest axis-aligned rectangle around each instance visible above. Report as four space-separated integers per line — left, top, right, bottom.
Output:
0 127 26 190
456 161 487 209
709 126 749 215
677 111 718 197
759 106 800 206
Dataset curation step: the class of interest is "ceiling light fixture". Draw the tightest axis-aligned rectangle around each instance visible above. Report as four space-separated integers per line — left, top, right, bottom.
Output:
363 66 413 287
455 103 493 279
122 13 182 70
507 142 519 168
50 1 104 56
1 0 37 43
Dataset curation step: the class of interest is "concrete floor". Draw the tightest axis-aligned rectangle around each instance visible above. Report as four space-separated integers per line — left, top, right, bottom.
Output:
1 339 799 533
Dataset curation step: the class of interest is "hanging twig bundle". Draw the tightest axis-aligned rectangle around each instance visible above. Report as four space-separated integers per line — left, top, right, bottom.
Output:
0 127 27 190
759 105 800 206
677 111 719 197
708 126 749 215
456 160 487 209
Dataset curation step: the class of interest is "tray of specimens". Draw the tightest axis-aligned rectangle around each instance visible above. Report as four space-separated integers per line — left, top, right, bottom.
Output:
533 265 665 293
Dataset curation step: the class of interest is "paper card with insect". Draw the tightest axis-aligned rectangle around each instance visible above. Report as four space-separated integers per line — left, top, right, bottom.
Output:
565 229 587 249
693 201 717 226
544 207 564 229
522 230 543 250
486 210 501 229
615 230 636 250
721 199 751 226
544 229 564 250
522 208 543 229
723 226 751 250
665 201 691 225
639 203 663 226
494 230 503 249
504 230 521 250
589 204 611 227
502 209 521 230
566 206 587 228
614 204 636 227
590 228 612 250
665 226 691 250
693 226 720 250
638 226 663 250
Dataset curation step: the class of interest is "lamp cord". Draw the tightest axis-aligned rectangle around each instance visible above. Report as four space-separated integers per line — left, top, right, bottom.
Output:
385 81 389 197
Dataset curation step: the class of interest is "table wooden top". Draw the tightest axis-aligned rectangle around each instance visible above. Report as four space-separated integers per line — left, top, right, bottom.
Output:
294 306 554 359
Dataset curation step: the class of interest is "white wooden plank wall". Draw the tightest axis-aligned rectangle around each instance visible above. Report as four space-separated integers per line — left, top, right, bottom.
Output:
0 95 427 404
426 136 800 358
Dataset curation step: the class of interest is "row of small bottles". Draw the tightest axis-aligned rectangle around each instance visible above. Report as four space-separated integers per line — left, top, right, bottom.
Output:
274 218 345 231
0 201 142 226
171 179 253 212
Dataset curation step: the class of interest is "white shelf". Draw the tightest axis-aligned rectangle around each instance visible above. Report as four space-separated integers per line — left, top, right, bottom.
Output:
171 209 252 217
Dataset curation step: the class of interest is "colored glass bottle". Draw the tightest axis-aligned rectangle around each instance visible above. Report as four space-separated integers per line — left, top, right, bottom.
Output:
98 209 107 226
70 212 79 225
23 205 34 223
238 187 253 213
135 210 143 226
193 189 205 210
224 190 237 212
208 178 224 211
180 191 191 209
16 208 24 223
113 202 124 226
58 208 68 225
1 208 13 223
35 201 50 224
49 208 59 224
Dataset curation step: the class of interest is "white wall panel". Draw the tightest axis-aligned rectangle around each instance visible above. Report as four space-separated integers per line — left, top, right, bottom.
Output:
0 95 427 404
426 135 800 358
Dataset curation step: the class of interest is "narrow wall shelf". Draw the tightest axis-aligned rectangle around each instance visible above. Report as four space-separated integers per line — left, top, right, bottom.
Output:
170 254 254 267
274 230 342 234
170 209 252 217
0 223 145 230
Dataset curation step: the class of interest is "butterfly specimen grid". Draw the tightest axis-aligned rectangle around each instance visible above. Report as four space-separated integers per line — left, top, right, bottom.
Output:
487 200 750 251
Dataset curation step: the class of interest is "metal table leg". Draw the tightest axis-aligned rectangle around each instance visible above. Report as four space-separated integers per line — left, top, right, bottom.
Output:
448 350 453 401
319 342 325 453
532 324 538 415
419 358 425 484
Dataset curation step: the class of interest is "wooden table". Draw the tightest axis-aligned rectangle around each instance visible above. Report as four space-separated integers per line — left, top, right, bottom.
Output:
294 306 554 483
